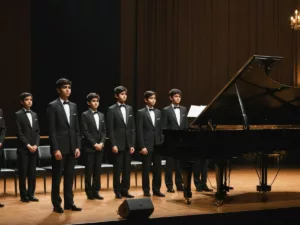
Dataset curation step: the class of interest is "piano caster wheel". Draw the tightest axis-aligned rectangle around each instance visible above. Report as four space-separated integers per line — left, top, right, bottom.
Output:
185 198 191 205
214 200 223 207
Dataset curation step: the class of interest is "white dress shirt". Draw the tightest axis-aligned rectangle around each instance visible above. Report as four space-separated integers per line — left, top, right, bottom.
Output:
60 98 70 124
90 109 99 130
117 102 126 124
172 104 180 126
146 106 155 126
24 108 32 127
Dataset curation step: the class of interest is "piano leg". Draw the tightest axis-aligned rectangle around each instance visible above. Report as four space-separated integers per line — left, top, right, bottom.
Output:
214 160 233 206
256 153 271 193
181 162 193 205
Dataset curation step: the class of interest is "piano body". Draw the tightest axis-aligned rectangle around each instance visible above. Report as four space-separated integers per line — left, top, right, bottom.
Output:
155 55 300 205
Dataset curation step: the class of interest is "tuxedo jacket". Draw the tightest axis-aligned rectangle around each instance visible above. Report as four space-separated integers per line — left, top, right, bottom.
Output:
47 98 82 155
162 105 188 130
15 109 40 150
81 110 106 153
106 103 136 151
136 107 163 152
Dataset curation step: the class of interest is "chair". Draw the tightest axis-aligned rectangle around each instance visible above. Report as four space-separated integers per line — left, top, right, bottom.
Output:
0 149 18 196
74 161 85 190
37 146 53 193
4 148 47 195
101 163 113 188
38 145 85 190
131 160 143 187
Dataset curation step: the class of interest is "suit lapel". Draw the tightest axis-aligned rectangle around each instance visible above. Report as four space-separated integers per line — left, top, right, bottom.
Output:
154 109 159 127
69 103 75 127
57 99 70 126
179 107 184 128
22 110 32 129
125 105 130 125
169 105 180 128
115 104 126 126
88 110 98 130
145 107 154 127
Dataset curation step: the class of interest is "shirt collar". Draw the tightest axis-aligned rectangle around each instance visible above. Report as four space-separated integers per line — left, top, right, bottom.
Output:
60 98 69 105
90 108 97 114
117 102 126 106
146 105 154 111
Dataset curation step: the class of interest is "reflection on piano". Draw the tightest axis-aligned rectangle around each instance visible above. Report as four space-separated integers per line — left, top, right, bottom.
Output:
155 55 300 205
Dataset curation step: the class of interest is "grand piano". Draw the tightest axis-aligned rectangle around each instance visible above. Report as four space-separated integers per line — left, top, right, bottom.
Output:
155 55 300 205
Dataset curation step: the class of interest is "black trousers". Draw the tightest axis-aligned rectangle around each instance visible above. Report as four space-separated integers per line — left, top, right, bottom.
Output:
112 150 131 194
17 149 37 198
84 151 103 197
141 151 162 194
51 153 75 208
165 157 183 190
193 159 208 188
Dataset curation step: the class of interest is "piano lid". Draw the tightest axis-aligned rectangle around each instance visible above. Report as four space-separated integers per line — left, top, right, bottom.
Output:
190 55 300 128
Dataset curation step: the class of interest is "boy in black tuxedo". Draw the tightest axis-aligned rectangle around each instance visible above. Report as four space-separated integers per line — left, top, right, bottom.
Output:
136 91 165 197
162 89 186 193
81 93 106 200
15 92 40 203
0 108 6 207
47 78 82 213
107 86 135 199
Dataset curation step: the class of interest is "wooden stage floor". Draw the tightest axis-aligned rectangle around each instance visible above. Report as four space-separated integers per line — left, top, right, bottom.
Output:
0 166 300 225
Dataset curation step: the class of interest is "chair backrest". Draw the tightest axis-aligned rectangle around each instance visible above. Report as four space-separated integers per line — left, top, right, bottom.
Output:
3 148 18 168
38 145 51 160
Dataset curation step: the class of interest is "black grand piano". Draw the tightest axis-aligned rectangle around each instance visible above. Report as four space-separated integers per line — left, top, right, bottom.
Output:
155 55 300 205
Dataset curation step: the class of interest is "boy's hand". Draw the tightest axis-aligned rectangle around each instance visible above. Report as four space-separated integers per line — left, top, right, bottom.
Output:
130 147 135 154
112 146 118 154
54 150 62 160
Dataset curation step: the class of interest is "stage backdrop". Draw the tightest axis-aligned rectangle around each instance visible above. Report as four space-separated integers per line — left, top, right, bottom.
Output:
121 0 300 111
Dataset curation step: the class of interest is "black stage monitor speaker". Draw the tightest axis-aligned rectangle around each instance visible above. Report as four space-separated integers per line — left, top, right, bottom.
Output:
118 198 154 220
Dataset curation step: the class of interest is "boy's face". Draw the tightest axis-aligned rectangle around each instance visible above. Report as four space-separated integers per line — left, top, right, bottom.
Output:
21 96 33 109
115 91 127 103
170 94 181 105
88 98 99 110
144 94 156 107
57 84 71 99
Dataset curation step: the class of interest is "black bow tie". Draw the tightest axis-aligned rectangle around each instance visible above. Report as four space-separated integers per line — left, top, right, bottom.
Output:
25 110 31 113
63 101 69 105
173 106 180 109
93 111 98 114
149 108 154 111
119 104 126 108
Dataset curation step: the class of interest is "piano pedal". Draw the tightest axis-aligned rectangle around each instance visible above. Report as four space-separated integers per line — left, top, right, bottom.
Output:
256 185 271 192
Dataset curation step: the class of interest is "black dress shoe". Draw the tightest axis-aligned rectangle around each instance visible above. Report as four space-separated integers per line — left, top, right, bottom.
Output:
20 197 30 203
122 192 134 198
115 193 122 199
0 203 4 207
143 192 151 197
28 196 39 202
167 189 175 193
87 196 95 200
93 194 104 200
153 192 165 197
64 204 82 211
202 186 213 192
53 206 64 213
197 185 213 192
